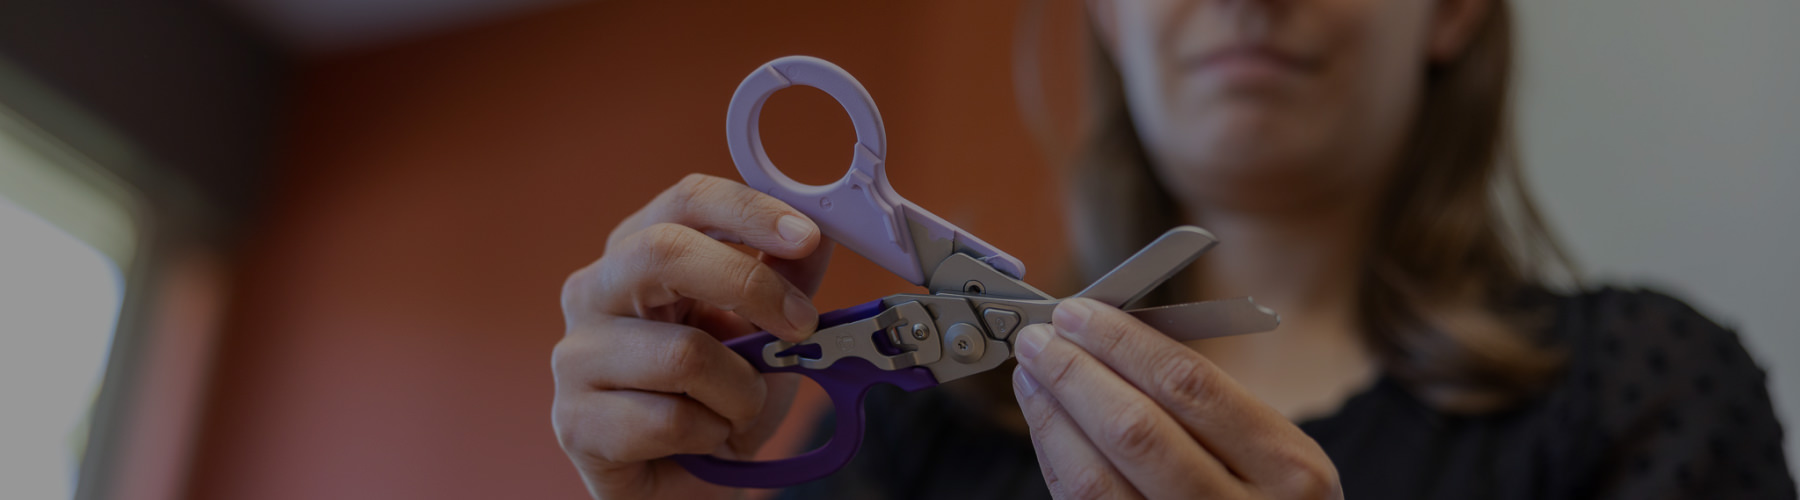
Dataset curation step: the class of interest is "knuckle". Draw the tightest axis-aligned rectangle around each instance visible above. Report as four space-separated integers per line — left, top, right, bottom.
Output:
550 338 580 377
550 399 579 448
1089 318 1131 357
721 179 764 220
733 261 781 307
1101 404 1164 462
731 260 762 299
1153 354 1222 411
637 223 697 270
1039 348 1084 389
1268 452 1340 500
668 174 778 232
559 266 601 323
661 329 712 381
652 398 731 458
604 220 632 251
1025 400 1062 436
720 375 768 425
559 267 587 305
601 396 718 464
669 173 724 212
551 401 611 466
1055 465 1119 500
635 403 690 455
600 410 680 463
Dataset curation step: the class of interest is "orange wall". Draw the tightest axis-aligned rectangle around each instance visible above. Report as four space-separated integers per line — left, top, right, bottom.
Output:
186 1 1077 499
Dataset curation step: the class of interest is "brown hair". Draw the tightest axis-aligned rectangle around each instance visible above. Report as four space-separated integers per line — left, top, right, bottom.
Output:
1061 2 1574 413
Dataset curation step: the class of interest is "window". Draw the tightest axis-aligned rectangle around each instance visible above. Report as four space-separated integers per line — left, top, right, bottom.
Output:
0 103 138 500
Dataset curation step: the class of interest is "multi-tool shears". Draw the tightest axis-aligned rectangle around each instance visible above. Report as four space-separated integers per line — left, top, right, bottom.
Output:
672 56 1281 488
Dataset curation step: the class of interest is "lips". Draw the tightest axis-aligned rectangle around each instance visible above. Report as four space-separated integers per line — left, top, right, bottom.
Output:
1186 44 1321 79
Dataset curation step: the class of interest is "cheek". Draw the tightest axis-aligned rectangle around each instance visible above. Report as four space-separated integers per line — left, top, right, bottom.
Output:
1328 0 1435 180
1340 0 1434 119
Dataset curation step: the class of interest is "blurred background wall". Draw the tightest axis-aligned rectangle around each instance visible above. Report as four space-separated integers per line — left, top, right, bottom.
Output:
185 2 1070 499
0 0 1793 499
1513 0 1800 472
0 0 286 214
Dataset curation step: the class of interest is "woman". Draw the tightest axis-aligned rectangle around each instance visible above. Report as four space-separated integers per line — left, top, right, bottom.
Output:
552 0 1794 498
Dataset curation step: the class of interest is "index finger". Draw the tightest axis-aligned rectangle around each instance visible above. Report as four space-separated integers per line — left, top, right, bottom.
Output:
1049 298 1334 487
609 173 821 260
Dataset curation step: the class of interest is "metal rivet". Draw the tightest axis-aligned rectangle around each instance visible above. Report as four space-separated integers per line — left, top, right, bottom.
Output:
962 280 985 295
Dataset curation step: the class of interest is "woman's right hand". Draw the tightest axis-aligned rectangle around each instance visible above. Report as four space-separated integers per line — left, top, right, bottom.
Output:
553 174 834 499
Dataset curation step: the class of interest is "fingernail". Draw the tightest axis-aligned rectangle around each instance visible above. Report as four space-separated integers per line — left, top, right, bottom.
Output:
1014 366 1040 396
785 292 817 334
1053 299 1092 335
777 215 813 246
1016 323 1051 360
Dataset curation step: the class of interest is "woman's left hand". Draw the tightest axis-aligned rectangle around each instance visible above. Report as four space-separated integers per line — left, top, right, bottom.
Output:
1012 298 1343 500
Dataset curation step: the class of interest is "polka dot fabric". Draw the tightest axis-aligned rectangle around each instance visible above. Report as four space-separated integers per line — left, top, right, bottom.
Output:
1303 287 1796 499
1575 289 1794 499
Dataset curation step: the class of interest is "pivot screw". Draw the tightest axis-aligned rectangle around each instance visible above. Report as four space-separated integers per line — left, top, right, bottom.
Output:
911 323 930 340
944 323 986 363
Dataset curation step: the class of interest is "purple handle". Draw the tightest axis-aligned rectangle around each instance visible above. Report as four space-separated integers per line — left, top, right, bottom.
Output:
726 56 1025 286
672 300 939 488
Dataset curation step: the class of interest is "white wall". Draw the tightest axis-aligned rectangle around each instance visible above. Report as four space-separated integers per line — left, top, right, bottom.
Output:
1514 0 1800 478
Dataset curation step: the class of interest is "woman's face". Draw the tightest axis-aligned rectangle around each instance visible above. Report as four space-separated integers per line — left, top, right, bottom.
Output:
1092 0 1484 212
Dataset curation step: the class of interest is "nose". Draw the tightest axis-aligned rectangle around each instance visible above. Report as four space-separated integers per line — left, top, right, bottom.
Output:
1217 0 1282 36
1220 0 1286 8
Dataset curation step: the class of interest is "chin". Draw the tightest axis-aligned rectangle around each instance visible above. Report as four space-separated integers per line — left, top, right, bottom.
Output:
1149 113 1342 212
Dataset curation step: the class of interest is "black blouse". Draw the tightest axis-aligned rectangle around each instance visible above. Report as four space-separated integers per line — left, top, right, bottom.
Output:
778 288 1796 499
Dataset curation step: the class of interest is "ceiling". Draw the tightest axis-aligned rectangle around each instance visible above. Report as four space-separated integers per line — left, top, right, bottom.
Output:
220 0 577 54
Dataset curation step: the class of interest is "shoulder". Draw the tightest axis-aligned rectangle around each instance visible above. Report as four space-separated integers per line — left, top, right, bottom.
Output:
1556 287 1753 388
1552 286 1765 417
1551 286 1764 428
1569 286 1734 338
1544 286 1793 498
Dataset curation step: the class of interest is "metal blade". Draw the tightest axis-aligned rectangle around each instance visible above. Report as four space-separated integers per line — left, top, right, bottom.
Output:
1127 297 1280 342
1076 226 1218 308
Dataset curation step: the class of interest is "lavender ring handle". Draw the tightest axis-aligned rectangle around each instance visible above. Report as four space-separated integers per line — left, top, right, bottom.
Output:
672 300 939 488
725 56 1024 286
